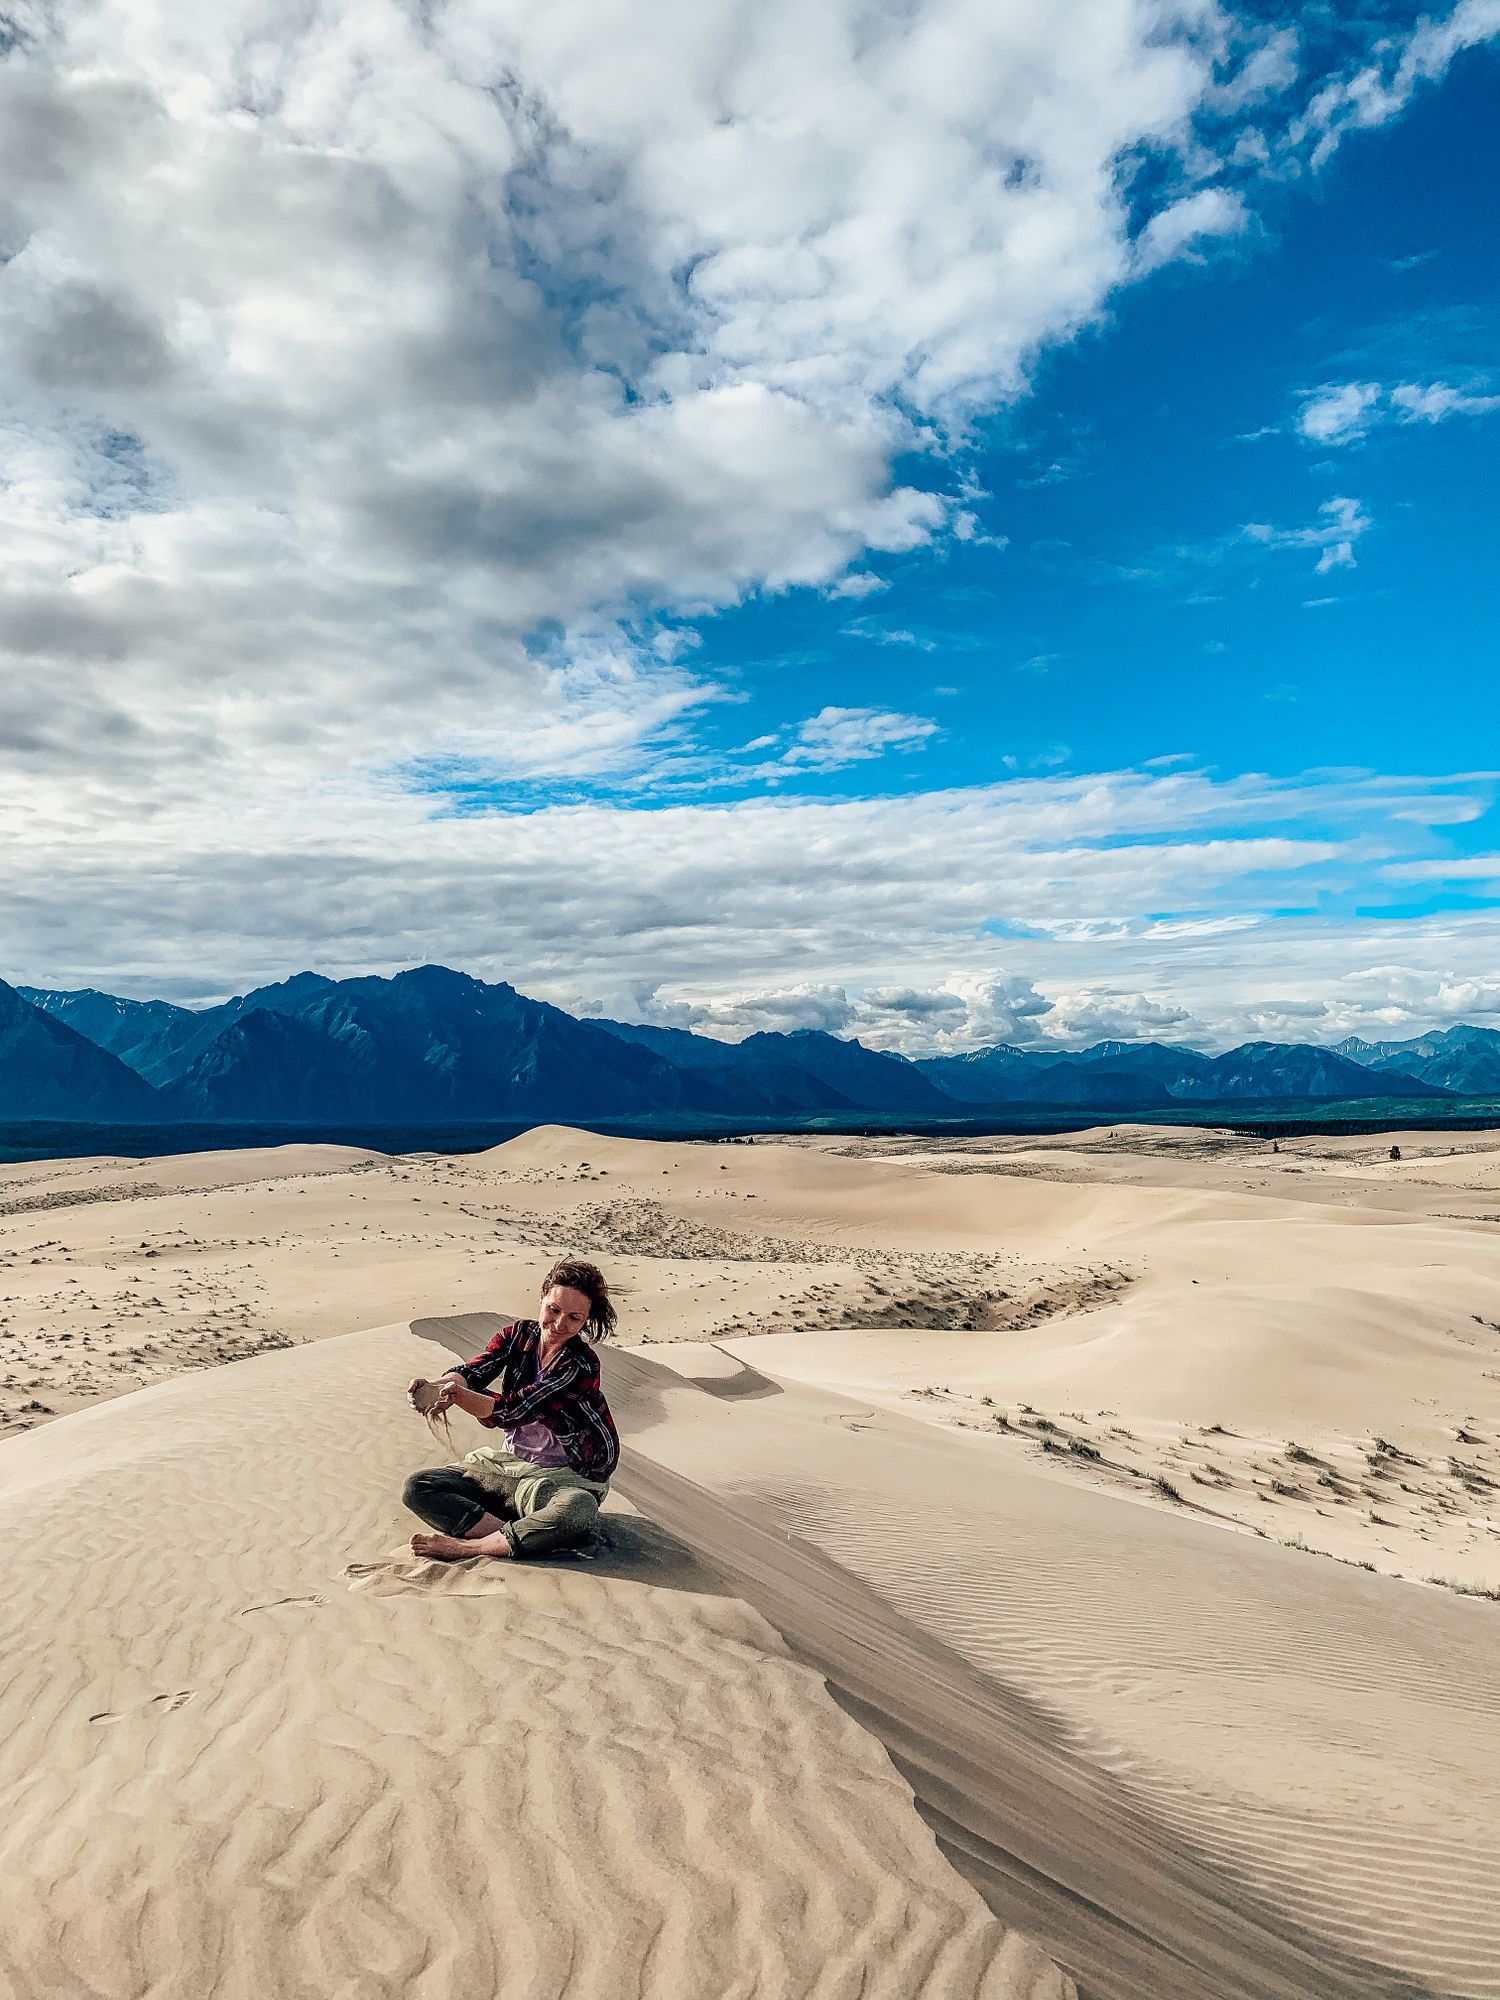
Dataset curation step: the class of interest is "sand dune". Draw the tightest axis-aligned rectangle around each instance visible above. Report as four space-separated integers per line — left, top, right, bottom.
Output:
844 1125 1500 1221
0 1323 1070 2000
4 1118 1498 1586
0 1131 1121 1437
579 1332 1499 2000
4 1121 1500 1997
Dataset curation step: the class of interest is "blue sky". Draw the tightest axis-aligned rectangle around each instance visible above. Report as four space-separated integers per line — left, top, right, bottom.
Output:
0 3 1496 1051
631 38 1498 812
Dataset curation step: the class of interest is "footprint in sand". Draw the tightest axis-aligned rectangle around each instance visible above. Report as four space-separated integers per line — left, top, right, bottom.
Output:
341 1560 399 1583
89 1689 195 1725
341 1547 599 1594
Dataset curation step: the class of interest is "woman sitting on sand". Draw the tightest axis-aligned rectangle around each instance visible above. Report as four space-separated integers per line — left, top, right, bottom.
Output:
402 1258 619 1562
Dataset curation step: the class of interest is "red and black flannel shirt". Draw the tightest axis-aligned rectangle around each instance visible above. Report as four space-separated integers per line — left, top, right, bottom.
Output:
454 1318 620 1482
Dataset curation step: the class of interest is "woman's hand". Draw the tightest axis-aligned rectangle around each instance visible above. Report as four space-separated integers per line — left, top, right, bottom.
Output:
409 1374 462 1415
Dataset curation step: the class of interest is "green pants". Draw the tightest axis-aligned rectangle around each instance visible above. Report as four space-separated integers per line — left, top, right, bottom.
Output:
402 1448 609 1559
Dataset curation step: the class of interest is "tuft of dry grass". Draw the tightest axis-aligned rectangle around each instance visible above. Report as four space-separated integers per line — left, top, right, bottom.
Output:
1428 1576 1500 1602
1284 1443 1327 1468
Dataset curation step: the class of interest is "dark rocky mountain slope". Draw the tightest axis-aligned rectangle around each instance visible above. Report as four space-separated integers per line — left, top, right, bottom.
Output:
10 966 1476 1123
0 981 165 1120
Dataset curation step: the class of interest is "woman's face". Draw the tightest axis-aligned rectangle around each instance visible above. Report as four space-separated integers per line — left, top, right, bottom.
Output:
539 1284 591 1343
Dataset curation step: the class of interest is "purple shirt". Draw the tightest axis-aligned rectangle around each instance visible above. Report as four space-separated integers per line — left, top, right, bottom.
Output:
503 1417 572 1469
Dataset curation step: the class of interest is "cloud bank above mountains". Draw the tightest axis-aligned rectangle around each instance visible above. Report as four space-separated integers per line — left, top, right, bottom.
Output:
1 0 1495 1048
14 759 1500 1054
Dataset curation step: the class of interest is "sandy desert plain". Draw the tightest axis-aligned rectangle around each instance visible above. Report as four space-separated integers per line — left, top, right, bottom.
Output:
1 1119 1499 2000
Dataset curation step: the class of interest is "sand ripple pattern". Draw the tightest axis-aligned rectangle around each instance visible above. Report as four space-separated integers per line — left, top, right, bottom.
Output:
595 1349 1500 2000
0 1325 1069 2000
794 1480 1500 1999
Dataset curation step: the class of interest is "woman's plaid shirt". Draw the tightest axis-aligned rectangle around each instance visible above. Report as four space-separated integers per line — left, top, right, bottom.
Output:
454 1318 620 1481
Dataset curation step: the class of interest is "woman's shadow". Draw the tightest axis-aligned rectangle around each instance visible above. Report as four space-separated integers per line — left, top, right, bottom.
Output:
572 1508 735 1594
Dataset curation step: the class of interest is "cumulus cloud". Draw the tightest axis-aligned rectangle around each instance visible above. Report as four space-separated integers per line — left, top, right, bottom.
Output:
614 970 1064 1057
1036 988 1196 1045
1 0 1494 1055
575 947 1500 1060
0 0 1253 816
677 985 860 1040
1427 978 1500 1018
779 706 939 771
1297 378 1500 444
1322 964 1500 1033
856 974 1054 1051
0 0 1418 854
824 572 889 600
1297 381 1384 445
1132 186 1249 273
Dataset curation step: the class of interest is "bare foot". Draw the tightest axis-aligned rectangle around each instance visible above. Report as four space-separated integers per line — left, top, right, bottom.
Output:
410 1530 511 1562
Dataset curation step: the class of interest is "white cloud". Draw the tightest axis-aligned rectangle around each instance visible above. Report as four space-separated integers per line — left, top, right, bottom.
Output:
842 625 937 651
1132 186 1249 274
1297 378 1500 444
680 941 1500 1057
1427 978 1500 1018
824 572 889 600
935 973 1058 1047
1037 988 1196 1045
1314 539 1356 576
1384 854 1500 882
7 762 1497 1055
0 0 1351 854
858 973 1055 1051
1389 380 1500 424
1297 381 1383 444
1212 27 1300 111
777 706 939 771
1243 494 1370 572
1294 0 1500 167
1 2 1495 1059
661 970 1061 1055
1321 964 1500 1033
678 985 860 1040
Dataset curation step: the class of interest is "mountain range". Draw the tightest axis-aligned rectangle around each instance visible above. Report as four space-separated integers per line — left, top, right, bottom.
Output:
2 966 1496 1125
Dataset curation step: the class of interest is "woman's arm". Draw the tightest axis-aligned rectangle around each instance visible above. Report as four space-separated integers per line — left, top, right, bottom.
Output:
452 1321 519 1395
405 1319 520 1418
439 1373 497 1421
407 1372 497 1421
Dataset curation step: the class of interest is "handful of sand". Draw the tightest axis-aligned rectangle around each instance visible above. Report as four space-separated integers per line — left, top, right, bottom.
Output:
410 1377 446 1415
410 1376 458 1454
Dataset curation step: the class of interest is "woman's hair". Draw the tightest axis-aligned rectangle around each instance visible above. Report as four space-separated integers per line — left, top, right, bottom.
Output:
540 1257 617 1342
